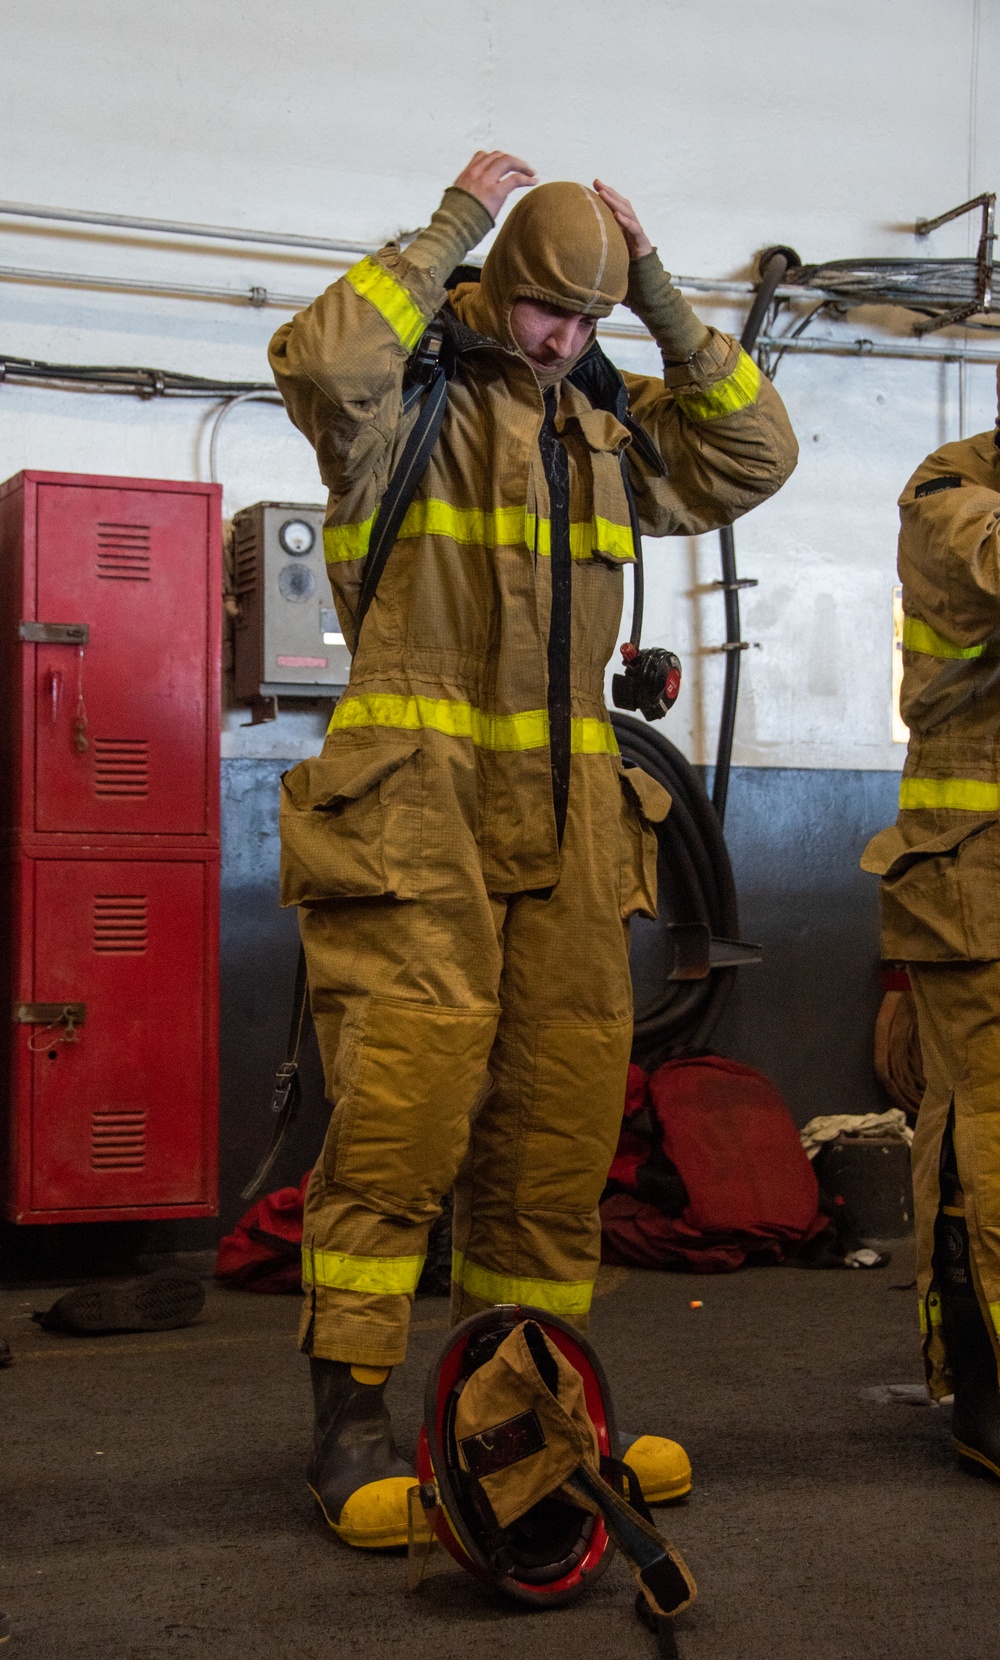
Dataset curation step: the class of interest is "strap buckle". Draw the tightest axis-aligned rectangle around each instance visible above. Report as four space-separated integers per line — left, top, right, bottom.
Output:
270 1060 299 1117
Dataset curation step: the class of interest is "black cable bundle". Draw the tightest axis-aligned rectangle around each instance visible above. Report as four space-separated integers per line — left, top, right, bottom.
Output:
613 713 740 1069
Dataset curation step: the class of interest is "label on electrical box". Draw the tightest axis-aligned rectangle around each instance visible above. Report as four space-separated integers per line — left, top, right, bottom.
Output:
277 655 327 669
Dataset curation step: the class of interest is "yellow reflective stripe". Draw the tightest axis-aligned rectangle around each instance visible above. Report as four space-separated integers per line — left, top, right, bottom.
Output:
323 513 377 565
674 349 760 423
451 1249 594 1317
399 500 527 547
571 716 620 754
323 501 635 566
327 693 619 756
899 777 1000 812
989 1302 1000 1340
345 256 426 352
902 616 997 660
302 1245 425 1296
920 1291 943 1334
397 500 634 563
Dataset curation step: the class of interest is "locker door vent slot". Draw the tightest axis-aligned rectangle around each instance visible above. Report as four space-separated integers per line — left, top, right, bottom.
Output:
91 1110 147 1171
93 738 149 797
96 523 151 581
93 895 148 954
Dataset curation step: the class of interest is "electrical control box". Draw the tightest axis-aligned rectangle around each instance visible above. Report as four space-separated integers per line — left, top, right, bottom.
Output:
232 501 352 701
0 470 221 1224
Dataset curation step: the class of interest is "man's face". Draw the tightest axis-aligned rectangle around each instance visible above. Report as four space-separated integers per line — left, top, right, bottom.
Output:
509 299 595 371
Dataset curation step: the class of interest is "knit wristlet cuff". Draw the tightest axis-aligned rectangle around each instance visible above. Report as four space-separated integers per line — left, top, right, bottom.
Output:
405 187 495 284
626 248 711 363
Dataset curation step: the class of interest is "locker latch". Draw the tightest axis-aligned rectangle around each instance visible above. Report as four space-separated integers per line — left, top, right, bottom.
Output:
18 622 90 646
13 1003 86 1040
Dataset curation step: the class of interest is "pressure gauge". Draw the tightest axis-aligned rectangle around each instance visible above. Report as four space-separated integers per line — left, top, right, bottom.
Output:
279 518 316 556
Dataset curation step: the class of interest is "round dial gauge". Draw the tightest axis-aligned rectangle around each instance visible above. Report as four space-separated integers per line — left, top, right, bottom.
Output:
278 518 315 556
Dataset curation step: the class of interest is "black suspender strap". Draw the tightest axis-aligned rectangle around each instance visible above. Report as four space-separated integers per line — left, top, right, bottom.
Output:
354 351 450 640
240 943 311 1202
245 330 451 1202
538 386 573 847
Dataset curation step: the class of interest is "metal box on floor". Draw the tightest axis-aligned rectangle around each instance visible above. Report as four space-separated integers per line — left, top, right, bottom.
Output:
0 470 221 1223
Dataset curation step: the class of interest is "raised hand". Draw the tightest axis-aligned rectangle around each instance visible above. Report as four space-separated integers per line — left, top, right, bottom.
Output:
593 180 653 260
453 151 538 219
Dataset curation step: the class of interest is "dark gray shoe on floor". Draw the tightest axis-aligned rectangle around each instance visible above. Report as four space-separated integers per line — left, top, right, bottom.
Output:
32 1269 205 1335
0 1337 12 1368
0 1610 11 1643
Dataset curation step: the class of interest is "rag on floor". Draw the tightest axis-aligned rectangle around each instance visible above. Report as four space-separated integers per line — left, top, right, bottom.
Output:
799 1109 913 1160
600 1057 826 1272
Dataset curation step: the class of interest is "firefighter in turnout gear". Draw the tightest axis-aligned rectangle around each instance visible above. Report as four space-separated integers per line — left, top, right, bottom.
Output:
269 151 798 1547
862 368 1000 1479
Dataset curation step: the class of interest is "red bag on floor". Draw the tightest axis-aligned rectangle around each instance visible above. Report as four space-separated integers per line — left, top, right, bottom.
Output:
601 1057 823 1272
214 1172 309 1293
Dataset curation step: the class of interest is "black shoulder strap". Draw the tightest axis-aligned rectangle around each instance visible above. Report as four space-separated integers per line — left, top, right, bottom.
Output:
241 944 311 1202
354 333 450 640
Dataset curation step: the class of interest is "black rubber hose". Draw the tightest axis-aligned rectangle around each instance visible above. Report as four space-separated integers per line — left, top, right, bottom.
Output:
614 713 740 1067
712 245 800 825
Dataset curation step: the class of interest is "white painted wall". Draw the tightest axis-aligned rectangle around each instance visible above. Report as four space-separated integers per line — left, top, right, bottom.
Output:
1 0 997 768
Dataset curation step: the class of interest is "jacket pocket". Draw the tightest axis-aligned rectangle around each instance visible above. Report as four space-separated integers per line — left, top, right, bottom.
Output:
279 734 422 905
862 815 1000 960
618 763 672 920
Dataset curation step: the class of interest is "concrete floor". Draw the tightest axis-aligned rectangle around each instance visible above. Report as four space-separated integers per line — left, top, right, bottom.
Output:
2 1244 998 1660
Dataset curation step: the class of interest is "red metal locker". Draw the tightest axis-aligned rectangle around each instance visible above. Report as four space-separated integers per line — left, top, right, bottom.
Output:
0 471 221 1223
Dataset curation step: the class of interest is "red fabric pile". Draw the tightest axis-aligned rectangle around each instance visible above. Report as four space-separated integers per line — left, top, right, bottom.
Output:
601 1057 824 1272
215 1171 309 1293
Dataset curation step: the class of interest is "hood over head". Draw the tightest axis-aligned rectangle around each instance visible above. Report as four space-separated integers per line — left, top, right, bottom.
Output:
451 181 629 386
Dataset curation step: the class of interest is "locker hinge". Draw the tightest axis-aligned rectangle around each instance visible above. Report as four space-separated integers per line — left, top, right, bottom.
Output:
13 1003 86 1039
18 621 90 645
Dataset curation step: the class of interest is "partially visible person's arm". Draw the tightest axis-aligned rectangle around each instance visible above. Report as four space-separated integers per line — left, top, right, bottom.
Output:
594 178 798 536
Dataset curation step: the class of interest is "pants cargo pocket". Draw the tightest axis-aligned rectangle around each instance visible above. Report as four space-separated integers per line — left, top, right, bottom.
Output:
332 996 499 1221
618 762 672 921
863 817 1000 960
279 734 422 904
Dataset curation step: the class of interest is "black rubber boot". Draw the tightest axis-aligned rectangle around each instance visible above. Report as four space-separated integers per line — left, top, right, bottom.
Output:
307 1358 414 1547
935 1204 1000 1479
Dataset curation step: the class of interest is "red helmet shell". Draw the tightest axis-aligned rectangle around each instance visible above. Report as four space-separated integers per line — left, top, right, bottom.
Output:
417 1304 620 1607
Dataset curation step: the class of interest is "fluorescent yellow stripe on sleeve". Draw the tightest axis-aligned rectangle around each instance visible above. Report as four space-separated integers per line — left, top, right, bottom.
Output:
902 615 999 661
451 1249 594 1317
323 513 377 565
303 1246 425 1296
327 693 619 756
345 256 426 352
899 777 1000 812
674 349 760 423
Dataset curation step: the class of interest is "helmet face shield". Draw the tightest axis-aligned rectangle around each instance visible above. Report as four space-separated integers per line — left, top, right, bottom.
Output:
416 1304 620 1606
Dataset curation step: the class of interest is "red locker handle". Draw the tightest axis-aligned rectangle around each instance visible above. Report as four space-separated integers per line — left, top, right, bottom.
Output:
46 669 63 724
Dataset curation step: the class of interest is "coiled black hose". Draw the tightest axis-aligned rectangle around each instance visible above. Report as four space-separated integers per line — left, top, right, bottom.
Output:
613 713 740 1068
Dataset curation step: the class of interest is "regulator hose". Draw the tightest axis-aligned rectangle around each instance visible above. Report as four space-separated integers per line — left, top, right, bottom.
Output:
613 713 741 1068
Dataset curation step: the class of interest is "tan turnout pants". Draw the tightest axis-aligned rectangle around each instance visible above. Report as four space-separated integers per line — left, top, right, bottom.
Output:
296 749 645 1368
909 960 1000 1395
